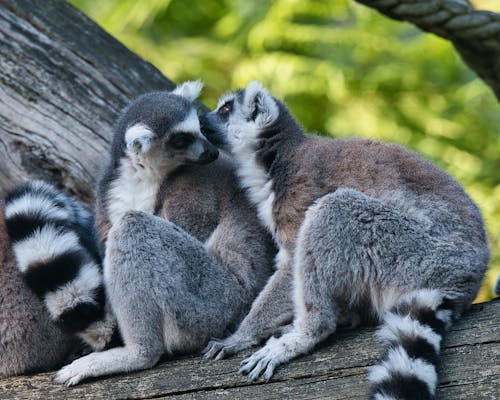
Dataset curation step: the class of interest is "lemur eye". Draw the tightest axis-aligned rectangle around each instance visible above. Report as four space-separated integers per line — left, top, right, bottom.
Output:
168 133 195 149
218 101 232 116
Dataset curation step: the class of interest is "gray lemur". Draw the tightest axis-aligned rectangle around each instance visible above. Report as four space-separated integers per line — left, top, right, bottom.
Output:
200 81 489 400
54 81 275 386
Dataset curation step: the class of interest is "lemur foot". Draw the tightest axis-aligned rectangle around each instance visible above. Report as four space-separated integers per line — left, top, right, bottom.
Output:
202 334 258 360
54 353 100 386
239 332 303 382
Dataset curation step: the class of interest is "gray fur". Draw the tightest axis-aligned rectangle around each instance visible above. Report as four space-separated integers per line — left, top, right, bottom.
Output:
201 81 489 398
55 82 275 386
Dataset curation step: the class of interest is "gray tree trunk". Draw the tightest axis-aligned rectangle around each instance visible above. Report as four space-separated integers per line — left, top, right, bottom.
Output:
0 0 173 379
0 0 173 203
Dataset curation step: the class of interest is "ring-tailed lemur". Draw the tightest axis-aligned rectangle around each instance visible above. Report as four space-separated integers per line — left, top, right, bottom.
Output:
54 81 275 386
4 181 117 351
0 200 77 377
200 81 489 399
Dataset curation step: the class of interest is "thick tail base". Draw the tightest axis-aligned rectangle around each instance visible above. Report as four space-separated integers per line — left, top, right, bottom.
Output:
368 290 454 400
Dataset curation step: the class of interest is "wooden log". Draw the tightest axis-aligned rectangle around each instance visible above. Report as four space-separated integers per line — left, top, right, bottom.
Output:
0 300 498 399
0 0 173 203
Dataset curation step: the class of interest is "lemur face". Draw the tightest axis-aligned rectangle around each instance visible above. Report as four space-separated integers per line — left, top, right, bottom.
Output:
200 81 279 152
122 81 219 172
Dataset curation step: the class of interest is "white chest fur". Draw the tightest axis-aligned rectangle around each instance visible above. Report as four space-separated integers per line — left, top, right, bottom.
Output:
235 146 277 242
106 158 162 226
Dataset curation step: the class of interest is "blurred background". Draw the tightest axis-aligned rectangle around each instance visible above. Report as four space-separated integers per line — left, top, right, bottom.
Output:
70 0 500 301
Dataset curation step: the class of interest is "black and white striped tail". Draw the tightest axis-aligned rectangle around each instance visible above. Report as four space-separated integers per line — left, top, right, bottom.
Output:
4 180 116 350
368 290 454 400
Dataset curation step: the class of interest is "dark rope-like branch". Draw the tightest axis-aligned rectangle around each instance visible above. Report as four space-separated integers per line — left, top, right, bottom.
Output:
355 0 500 101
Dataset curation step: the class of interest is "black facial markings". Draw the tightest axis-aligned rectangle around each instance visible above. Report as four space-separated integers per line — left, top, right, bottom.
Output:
167 132 196 149
218 100 233 120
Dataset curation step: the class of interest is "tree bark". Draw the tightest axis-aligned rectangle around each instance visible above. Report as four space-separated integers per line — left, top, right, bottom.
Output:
1 300 499 399
0 0 173 204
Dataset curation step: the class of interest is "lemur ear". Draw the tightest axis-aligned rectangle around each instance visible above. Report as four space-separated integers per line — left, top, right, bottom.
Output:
242 81 279 128
172 80 204 102
125 123 155 154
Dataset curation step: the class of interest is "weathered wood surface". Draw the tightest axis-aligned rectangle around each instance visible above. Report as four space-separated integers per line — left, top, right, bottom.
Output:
0 300 498 400
0 0 173 203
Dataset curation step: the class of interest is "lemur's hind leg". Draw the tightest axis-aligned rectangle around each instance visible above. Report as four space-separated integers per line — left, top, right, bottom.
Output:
240 191 346 381
54 215 166 385
56 211 245 385
240 188 472 383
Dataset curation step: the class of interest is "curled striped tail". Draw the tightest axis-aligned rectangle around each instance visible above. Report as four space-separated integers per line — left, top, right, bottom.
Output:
4 180 116 351
368 290 454 400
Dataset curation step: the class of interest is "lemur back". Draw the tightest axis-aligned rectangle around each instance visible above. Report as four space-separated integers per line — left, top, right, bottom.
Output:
55 82 275 386
4 181 116 351
200 81 489 400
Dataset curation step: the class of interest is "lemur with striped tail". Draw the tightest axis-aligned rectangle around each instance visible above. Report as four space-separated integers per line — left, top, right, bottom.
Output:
54 81 275 386
200 81 489 400
4 180 117 351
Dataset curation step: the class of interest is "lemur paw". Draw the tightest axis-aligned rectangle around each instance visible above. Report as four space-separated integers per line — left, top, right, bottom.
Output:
239 329 313 382
239 336 289 382
202 334 257 361
53 354 95 386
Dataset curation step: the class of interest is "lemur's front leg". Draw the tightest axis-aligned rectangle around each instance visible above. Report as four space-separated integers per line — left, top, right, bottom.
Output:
203 250 293 360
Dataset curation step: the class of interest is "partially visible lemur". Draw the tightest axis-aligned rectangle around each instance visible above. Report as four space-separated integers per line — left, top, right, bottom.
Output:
201 81 489 400
1 180 117 377
4 181 116 351
0 200 75 376
54 81 275 386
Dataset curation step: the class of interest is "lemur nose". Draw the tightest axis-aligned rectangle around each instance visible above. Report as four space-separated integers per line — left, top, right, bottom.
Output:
198 147 219 164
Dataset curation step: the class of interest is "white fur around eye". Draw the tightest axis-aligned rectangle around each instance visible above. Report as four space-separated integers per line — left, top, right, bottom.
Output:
171 108 201 135
172 80 204 102
217 92 236 109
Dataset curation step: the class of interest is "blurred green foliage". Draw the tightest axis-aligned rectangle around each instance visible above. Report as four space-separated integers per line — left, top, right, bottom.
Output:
71 0 500 301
